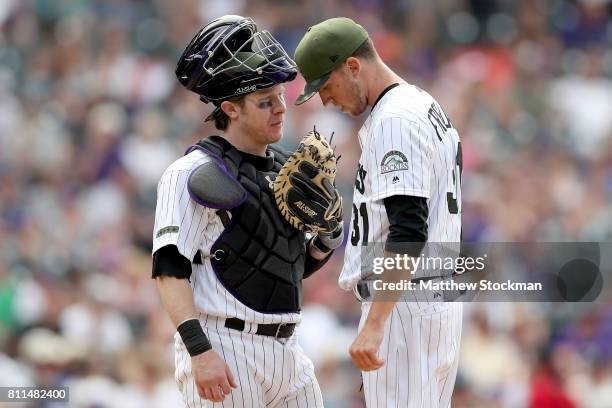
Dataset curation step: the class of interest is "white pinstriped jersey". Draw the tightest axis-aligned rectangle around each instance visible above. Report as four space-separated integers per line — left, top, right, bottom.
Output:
152 149 301 325
339 83 462 291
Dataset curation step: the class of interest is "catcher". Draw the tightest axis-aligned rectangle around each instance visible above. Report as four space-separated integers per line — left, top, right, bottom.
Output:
152 15 343 407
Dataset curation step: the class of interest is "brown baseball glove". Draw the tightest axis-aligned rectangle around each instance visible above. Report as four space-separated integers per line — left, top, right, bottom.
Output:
273 129 342 234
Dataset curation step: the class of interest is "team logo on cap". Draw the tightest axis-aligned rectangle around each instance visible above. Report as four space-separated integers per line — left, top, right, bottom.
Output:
380 151 409 173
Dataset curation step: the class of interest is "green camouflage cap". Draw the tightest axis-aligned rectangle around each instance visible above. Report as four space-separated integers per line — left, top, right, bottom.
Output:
294 17 368 105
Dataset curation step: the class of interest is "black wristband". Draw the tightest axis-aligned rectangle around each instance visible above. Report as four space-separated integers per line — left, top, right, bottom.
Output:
311 236 332 253
177 318 212 357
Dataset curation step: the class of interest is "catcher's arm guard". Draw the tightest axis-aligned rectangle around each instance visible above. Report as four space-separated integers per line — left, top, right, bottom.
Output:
187 155 246 209
273 128 343 234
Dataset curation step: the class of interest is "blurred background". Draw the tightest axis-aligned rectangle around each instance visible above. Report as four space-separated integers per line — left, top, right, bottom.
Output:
0 0 611 406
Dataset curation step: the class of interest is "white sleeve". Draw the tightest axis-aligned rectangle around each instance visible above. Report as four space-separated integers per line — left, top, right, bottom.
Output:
152 167 209 260
367 116 433 201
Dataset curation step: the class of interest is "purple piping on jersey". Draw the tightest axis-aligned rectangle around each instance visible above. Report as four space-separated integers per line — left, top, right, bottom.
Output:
186 144 247 210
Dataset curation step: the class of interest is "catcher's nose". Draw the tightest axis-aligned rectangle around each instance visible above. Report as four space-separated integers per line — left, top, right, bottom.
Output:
274 97 287 114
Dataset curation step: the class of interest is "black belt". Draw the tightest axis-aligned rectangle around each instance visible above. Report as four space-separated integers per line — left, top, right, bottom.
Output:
224 317 296 339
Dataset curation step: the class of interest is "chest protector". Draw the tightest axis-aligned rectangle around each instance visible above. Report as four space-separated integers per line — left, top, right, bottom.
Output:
188 136 306 314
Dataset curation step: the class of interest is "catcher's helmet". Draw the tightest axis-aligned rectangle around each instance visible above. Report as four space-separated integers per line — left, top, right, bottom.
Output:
176 15 297 104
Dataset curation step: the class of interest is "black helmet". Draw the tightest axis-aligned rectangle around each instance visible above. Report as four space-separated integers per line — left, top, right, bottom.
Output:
176 15 297 104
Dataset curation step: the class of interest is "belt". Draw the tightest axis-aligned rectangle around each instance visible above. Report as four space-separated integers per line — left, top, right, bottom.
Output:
224 317 296 339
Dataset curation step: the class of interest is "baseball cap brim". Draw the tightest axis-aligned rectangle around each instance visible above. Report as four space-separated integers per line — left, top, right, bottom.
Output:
295 72 331 105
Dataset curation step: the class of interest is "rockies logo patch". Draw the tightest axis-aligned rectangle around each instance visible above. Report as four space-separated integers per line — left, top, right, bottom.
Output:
380 151 409 174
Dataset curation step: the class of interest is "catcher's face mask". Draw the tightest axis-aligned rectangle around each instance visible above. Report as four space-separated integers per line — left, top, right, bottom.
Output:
176 15 297 104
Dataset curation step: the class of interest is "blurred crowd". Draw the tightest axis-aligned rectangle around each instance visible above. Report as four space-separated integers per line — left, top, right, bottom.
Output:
0 0 611 406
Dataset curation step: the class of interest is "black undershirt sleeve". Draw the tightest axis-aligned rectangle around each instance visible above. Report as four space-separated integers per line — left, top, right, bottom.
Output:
303 238 334 279
152 245 192 280
384 195 429 256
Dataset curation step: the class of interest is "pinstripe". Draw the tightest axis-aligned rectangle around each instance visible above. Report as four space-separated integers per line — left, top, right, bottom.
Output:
418 123 423 191
302 356 316 408
396 304 410 407
249 332 263 406
262 333 267 402
184 208 205 258
158 173 169 222
376 121 385 243
374 341 379 408
366 366 373 408
194 326 204 408
428 314 435 407
294 351 317 408
429 132 439 236
444 305 457 405
427 313 433 406
305 352 318 407
176 338 186 404
178 339 190 408
170 171 182 224
269 341 286 406
180 203 197 252
420 314 425 406
436 309 442 405
176 173 192 228
168 171 178 222
264 336 277 398
293 376 302 408
395 349 400 408
439 309 450 405
185 342 194 408
304 371 317 408
214 319 234 407
198 313 216 408
157 175 165 221
177 172 189 220
194 362 203 408
441 138 450 242
409 117 414 192
384 311 393 407
284 342 295 408
227 325 245 407
293 361 309 408
190 347 196 408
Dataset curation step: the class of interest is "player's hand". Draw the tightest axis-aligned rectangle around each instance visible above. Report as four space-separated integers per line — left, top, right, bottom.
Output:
349 322 385 371
192 350 238 402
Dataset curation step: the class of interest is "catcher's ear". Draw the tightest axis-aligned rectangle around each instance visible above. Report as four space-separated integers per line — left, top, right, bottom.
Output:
220 100 240 120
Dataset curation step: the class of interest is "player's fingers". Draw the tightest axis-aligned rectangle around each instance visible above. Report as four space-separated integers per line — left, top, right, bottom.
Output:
198 384 211 401
350 353 367 371
349 347 369 371
352 348 384 371
364 348 384 365
209 385 223 402
362 350 385 371
219 377 232 395
226 364 238 388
